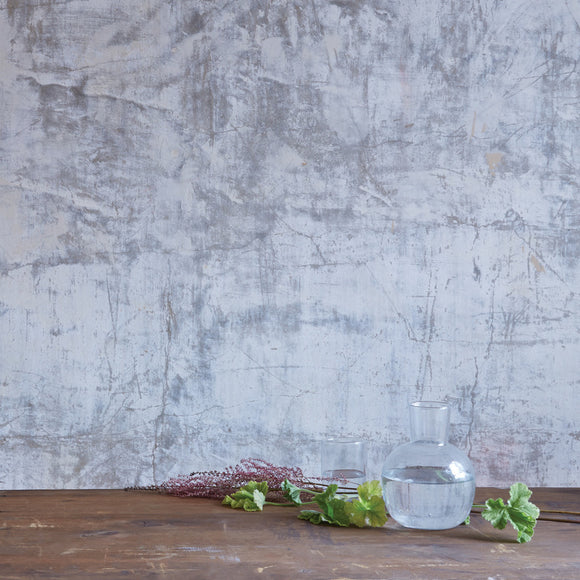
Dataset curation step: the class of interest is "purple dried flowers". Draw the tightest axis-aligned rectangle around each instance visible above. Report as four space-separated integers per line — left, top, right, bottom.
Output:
127 458 351 500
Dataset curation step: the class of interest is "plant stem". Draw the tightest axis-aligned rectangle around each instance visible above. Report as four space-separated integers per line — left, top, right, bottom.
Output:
293 486 319 495
264 500 317 507
302 480 358 493
527 508 580 516
264 501 296 507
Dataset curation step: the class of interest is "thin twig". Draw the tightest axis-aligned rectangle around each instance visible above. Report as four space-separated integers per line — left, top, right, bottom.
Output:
538 508 580 516
536 516 580 524
471 508 580 524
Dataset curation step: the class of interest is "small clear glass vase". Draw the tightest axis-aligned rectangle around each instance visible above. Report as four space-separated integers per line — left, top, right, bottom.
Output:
381 401 476 530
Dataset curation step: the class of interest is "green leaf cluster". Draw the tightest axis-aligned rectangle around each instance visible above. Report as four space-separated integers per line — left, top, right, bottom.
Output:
298 484 352 526
223 479 387 529
222 481 268 511
222 478 541 544
298 480 388 528
481 483 540 543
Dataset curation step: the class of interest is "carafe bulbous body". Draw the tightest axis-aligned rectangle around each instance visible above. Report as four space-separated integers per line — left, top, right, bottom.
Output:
381 401 476 530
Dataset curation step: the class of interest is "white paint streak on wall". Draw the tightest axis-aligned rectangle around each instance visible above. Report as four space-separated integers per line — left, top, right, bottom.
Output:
0 0 578 489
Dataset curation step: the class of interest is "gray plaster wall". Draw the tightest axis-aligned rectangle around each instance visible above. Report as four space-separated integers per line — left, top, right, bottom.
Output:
0 0 579 489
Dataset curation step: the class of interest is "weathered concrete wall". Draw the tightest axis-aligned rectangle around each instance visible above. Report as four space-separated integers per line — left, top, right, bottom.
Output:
0 0 578 489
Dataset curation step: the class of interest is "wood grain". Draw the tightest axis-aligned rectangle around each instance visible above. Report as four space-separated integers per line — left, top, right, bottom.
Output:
0 488 578 579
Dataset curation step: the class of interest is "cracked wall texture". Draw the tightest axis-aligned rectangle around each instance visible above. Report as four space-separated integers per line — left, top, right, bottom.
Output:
0 0 579 489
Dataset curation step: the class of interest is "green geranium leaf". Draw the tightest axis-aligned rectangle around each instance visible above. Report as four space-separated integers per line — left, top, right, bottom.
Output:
326 498 354 526
312 484 350 526
298 501 351 527
252 488 266 510
357 480 383 503
298 510 334 525
506 507 536 544
297 484 351 526
348 494 388 528
313 484 338 506
222 481 268 512
482 498 509 529
482 483 540 543
345 480 388 528
508 483 540 520
281 479 303 505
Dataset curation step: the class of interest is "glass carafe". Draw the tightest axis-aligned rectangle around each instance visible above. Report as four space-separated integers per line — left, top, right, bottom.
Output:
381 401 476 529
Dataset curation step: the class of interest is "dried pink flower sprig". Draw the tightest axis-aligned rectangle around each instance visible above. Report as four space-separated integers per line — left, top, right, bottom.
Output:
127 458 354 500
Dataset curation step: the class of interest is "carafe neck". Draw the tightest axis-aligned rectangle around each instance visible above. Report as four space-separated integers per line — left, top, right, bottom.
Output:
409 401 449 443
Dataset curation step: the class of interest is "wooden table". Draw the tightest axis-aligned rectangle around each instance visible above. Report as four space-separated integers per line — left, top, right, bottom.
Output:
1 488 578 579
